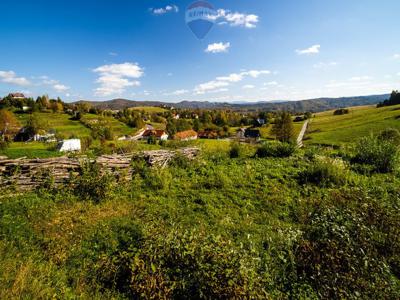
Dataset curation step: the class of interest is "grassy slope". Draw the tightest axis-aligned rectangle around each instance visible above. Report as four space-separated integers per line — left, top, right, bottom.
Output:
306 104 400 145
16 112 91 138
0 145 399 298
259 122 304 140
129 106 167 113
82 114 134 136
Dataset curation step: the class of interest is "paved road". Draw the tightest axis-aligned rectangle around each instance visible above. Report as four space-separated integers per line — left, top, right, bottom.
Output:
297 120 309 147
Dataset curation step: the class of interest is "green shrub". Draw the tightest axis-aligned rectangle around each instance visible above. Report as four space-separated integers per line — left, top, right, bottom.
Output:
74 218 143 295
351 135 399 173
378 128 400 146
333 108 349 115
0 140 9 150
229 142 242 158
130 228 264 299
73 161 115 203
298 160 347 187
295 196 400 299
256 142 297 158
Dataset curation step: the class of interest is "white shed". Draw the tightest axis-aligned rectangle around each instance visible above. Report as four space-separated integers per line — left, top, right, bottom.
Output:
58 139 81 152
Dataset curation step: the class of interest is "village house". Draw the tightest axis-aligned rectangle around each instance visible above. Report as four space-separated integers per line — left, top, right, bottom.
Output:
8 93 25 99
198 129 218 139
34 133 56 143
141 129 169 141
244 128 261 141
256 118 266 126
174 130 198 141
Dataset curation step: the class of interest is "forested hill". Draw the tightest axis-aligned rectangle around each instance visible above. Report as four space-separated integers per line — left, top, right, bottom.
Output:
75 94 390 112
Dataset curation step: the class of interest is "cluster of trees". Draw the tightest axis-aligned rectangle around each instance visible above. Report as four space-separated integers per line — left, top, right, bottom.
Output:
0 94 65 113
377 90 400 107
333 108 349 115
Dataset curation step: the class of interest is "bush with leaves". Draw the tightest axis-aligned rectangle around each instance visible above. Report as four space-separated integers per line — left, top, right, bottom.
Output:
229 142 243 158
378 128 400 146
73 162 115 203
256 141 297 158
298 160 348 187
130 228 266 299
71 218 143 295
295 189 400 299
351 134 399 173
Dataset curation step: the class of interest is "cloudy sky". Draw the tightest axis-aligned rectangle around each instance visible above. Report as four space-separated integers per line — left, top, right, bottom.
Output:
0 0 399 102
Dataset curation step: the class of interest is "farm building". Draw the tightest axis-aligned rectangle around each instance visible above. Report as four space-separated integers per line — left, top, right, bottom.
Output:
141 130 169 141
244 129 261 141
57 139 81 152
8 93 25 99
198 129 218 139
34 133 56 143
174 130 198 141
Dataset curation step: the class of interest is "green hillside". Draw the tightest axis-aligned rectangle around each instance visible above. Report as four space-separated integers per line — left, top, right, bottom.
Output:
16 112 91 138
306 104 400 146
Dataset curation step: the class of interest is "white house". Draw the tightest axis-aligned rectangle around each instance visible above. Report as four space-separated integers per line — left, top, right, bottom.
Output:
34 133 56 143
58 139 81 152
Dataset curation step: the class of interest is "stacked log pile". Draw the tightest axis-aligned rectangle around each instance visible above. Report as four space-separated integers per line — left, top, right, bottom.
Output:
0 147 199 190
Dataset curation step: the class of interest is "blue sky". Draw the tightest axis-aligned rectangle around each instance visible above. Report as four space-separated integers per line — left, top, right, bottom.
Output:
0 0 399 102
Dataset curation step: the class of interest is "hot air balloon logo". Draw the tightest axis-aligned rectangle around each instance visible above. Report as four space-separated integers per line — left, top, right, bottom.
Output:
185 1 217 40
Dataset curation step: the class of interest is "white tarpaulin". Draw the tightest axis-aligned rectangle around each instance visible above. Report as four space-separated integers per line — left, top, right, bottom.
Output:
58 139 81 152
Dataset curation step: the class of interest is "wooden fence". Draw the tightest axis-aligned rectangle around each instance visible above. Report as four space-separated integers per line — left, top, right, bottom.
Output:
0 147 199 191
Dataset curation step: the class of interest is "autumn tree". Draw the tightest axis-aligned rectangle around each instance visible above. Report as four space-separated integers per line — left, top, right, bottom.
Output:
25 113 49 136
0 109 20 140
271 111 295 142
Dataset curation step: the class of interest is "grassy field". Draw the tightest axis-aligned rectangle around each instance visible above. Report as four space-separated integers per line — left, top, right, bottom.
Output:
306 104 400 146
16 112 91 138
259 121 304 140
82 114 135 137
0 142 62 159
129 106 168 113
0 142 399 299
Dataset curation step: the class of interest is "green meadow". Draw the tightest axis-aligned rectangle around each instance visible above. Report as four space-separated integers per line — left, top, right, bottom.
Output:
306 104 400 146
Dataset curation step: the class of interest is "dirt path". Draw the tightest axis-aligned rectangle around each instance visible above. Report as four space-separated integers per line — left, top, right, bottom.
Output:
297 120 309 147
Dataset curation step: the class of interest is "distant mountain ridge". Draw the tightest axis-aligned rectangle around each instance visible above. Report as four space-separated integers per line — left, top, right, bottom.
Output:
74 94 390 113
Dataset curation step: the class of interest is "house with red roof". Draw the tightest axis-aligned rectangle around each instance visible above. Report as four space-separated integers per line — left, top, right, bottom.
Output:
173 130 198 141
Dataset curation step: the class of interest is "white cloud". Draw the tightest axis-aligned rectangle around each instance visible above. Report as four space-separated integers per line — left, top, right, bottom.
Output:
393 54 400 60
93 62 144 97
40 76 70 93
172 89 188 95
109 52 118 56
194 69 270 94
397 72 400 76
151 5 178 15
242 84 255 89
349 76 372 81
0 70 31 86
244 70 270 78
264 81 278 86
194 80 229 94
296 45 320 55
53 84 70 92
215 9 259 28
164 89 189 96
205 42 230 53
313 61 337 69
216 73 244 82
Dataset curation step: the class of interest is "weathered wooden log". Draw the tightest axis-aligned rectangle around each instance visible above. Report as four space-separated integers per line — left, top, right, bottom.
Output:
0 147 200 191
